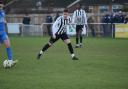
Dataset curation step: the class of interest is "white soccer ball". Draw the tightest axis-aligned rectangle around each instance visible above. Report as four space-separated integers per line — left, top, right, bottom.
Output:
3 60 12 68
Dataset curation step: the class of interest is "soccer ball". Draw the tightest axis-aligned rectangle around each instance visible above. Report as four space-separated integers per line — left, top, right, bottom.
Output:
3 60 12 68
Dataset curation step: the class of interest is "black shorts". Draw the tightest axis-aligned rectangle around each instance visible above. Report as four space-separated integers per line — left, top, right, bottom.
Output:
49 33 69 44
76 25 84 33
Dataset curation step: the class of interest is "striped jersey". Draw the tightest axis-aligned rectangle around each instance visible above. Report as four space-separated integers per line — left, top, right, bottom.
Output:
72 9 87 25
52 16 71 35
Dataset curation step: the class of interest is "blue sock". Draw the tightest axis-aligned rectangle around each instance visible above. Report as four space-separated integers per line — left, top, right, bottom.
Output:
6 47 13 60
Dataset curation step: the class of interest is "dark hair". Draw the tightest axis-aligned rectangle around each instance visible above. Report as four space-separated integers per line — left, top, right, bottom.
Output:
63 9 68 13
77 3 81 6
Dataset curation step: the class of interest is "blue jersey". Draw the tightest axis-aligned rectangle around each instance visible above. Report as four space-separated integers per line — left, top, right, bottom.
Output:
0 10 5 32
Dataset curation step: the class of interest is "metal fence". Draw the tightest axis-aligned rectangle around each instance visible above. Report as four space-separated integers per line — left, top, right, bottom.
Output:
21 24 43 36
7 23 117 38
41 23 114 37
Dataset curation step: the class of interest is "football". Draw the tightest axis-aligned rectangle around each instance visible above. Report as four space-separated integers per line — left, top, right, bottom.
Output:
3 60 12 68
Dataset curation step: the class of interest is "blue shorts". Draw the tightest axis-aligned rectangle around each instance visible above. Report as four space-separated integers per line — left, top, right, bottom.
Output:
0 32 8 44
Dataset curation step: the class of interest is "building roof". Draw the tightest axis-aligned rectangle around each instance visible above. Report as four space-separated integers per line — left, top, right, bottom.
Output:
5 0 76 14
5 0 128 14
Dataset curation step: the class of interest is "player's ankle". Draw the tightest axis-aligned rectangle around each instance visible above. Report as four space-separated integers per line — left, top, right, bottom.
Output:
8 60 13 64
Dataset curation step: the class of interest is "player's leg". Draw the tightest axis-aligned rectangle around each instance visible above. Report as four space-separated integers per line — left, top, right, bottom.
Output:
61 33 79 60
37 36 60 59
0 35 2 46
3 34 17 65
4 37 12 60
75 25 80 48
0 40 2 46
79 26 83 47
79 25 84 47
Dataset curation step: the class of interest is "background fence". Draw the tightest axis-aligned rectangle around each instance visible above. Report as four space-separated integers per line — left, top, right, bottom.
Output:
7 23 117 38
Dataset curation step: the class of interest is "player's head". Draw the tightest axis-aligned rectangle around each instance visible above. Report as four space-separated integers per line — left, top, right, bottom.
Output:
0 0 4 10
76 3 81 10
63 9 69 19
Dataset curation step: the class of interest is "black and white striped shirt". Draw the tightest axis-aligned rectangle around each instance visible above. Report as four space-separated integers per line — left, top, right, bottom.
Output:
52 16 71 35
72 9 87 25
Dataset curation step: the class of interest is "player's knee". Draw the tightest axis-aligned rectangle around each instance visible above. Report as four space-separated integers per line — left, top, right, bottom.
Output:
79 31 82 35
5 42 10 48
76 33 79 37
80 33 82 36
64 39 71 44
5 44 10 48
4 40 10 48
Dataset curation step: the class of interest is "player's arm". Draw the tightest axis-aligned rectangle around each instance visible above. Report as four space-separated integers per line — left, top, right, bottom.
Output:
83 10 87 25
4 19 8 33
72 11 76 24
72 11 76 28
82 10 88 35
83 10 88 31
52 16 61 39
68 16 74 29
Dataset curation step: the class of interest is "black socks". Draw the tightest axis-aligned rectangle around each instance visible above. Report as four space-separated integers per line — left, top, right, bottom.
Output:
80 35 83 44
67 43 74 54
42 43 50 52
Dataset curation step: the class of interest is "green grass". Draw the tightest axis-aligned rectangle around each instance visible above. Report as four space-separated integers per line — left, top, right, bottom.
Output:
0 37 128 89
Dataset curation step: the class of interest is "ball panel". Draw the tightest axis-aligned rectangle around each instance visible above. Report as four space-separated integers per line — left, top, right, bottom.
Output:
3 60 12 68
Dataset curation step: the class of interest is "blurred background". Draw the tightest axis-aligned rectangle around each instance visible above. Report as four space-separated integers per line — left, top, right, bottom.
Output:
3 0 128 38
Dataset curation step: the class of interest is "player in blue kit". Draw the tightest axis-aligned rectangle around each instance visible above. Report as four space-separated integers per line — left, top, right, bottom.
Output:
0 1 17 67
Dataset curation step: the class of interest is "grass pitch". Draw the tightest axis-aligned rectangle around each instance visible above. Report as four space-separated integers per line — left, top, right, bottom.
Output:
0 37 128 89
